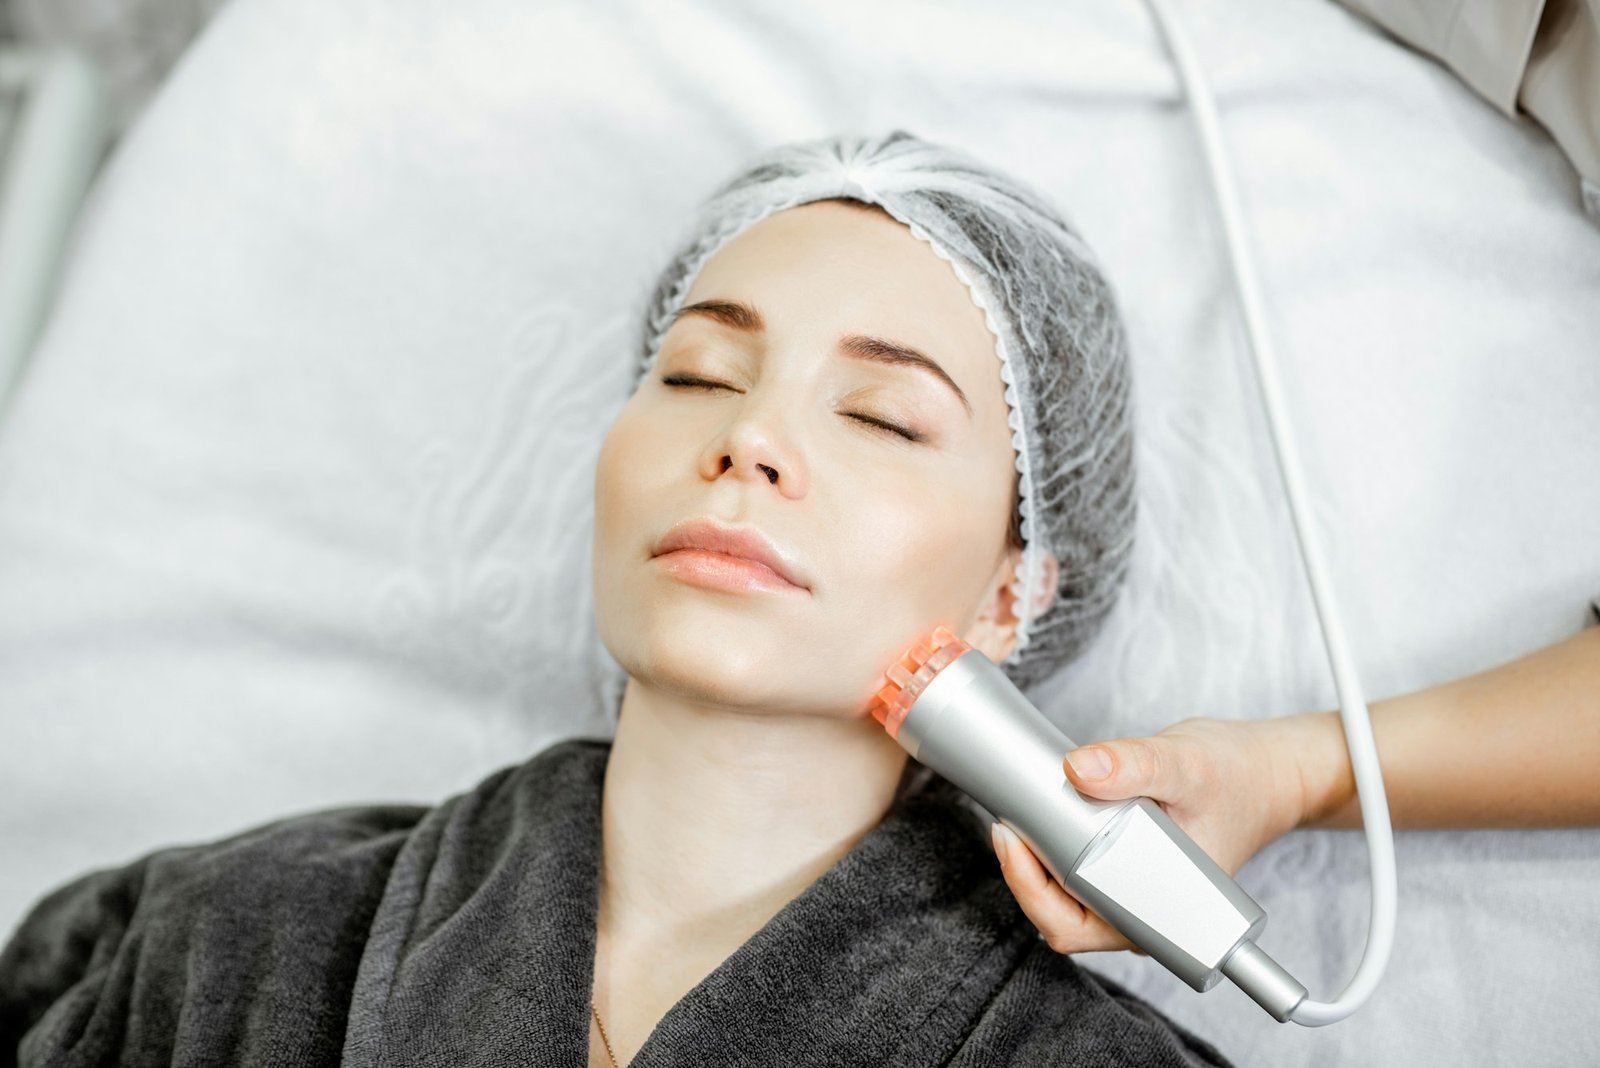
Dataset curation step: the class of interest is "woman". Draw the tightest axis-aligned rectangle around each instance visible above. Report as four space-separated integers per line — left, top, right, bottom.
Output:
1 132 1225 1066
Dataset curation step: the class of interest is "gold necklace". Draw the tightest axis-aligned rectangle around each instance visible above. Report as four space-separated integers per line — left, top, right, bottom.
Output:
591 1002 621 1067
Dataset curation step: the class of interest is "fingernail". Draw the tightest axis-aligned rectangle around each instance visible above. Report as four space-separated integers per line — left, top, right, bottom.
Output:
1067 747 1112 781
991 822 1013 866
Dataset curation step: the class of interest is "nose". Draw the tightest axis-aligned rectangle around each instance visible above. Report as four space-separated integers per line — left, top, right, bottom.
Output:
699 393 809 498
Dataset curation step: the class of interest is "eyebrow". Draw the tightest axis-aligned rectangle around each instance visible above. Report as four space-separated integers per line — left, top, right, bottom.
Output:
671 299 973 417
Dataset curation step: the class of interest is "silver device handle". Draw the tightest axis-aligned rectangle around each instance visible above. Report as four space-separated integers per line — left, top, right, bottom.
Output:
896 645 1304 1018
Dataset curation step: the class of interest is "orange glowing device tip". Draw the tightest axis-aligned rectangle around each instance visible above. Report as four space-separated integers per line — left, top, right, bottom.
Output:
868 626 972 739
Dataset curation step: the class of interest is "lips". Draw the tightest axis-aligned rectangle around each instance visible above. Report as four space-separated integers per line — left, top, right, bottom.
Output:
652 519 809 590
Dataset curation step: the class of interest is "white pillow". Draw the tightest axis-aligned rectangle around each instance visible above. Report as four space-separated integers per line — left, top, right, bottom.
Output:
2 1 1597 1063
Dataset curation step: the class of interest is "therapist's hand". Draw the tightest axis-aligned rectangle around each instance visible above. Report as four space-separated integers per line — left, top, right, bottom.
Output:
990 712 1352 954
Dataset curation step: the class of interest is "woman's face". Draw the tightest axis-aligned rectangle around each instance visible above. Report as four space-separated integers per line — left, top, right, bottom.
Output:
593 200 1022 719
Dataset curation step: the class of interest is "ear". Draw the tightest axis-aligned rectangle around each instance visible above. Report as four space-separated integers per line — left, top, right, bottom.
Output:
964 545 1059 663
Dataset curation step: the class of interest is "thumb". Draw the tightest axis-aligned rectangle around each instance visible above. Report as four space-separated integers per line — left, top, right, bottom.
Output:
1065 737 1188 803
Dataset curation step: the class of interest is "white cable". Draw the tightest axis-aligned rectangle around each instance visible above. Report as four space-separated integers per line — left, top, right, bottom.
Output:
1139 0 1397 1025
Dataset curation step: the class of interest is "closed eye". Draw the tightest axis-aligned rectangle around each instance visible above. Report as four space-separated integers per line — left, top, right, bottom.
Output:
660 374 923 443
661 374 728 393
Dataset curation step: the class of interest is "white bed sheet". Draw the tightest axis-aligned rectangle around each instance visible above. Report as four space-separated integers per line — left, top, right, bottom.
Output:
1 0 1597 1062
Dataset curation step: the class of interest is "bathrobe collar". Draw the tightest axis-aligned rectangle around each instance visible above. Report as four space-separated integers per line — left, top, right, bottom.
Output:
341 738 1034 1067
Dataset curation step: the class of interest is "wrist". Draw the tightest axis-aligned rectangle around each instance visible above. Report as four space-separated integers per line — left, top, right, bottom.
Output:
1272 710 1357 829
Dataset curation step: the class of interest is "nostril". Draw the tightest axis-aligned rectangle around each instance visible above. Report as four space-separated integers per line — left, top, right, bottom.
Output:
759 464 778 484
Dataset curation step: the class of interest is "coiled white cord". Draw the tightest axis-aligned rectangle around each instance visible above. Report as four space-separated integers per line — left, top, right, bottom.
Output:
1139 0 1398 1025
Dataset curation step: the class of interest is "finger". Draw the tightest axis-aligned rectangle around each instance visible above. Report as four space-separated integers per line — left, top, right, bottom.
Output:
1065 736 1200 805
991 823 1133 954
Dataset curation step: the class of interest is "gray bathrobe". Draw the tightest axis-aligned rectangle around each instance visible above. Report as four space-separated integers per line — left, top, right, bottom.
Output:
1 739 1229 1067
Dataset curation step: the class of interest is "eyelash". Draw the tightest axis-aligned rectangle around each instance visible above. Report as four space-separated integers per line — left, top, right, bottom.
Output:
660 374 923 443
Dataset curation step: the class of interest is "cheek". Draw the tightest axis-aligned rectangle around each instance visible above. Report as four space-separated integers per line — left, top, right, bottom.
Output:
592 420 627 558
595 400 674 540
779 484 1003 715
820 460 1011 655
592 406 661 614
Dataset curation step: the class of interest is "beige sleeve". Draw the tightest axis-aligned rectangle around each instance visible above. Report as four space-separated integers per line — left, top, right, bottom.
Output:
1336 0 1600 222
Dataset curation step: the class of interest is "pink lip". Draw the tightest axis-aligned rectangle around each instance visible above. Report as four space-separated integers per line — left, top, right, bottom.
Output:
651 519 809 592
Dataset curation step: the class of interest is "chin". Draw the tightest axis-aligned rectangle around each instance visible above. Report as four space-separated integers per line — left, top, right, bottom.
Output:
597 574 888 716
636 654 786 713
606 609 785 702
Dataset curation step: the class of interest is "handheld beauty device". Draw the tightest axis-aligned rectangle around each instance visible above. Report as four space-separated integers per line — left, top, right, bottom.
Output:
869 628 1306 1022
868 0 1402 1028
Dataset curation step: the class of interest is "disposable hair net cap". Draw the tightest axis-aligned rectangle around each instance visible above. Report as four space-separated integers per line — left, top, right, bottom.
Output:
636 131 1136 694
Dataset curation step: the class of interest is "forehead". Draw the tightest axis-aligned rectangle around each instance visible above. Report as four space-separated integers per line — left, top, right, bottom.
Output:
680 201 1003 400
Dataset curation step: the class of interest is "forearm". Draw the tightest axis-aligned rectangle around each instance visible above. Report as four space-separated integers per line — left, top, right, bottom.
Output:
1293 626 1600 830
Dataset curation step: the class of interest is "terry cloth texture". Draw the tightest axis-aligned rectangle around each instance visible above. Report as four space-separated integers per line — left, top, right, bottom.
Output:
0 740 1229 1067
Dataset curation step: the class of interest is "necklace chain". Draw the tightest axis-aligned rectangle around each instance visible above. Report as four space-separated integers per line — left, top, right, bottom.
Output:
591 1002 621 1067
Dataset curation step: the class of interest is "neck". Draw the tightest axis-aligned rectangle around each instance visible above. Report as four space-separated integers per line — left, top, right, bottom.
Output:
597 677 910 953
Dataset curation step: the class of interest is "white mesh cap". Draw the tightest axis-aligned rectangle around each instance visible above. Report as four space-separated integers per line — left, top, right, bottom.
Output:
635 131 1136 694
